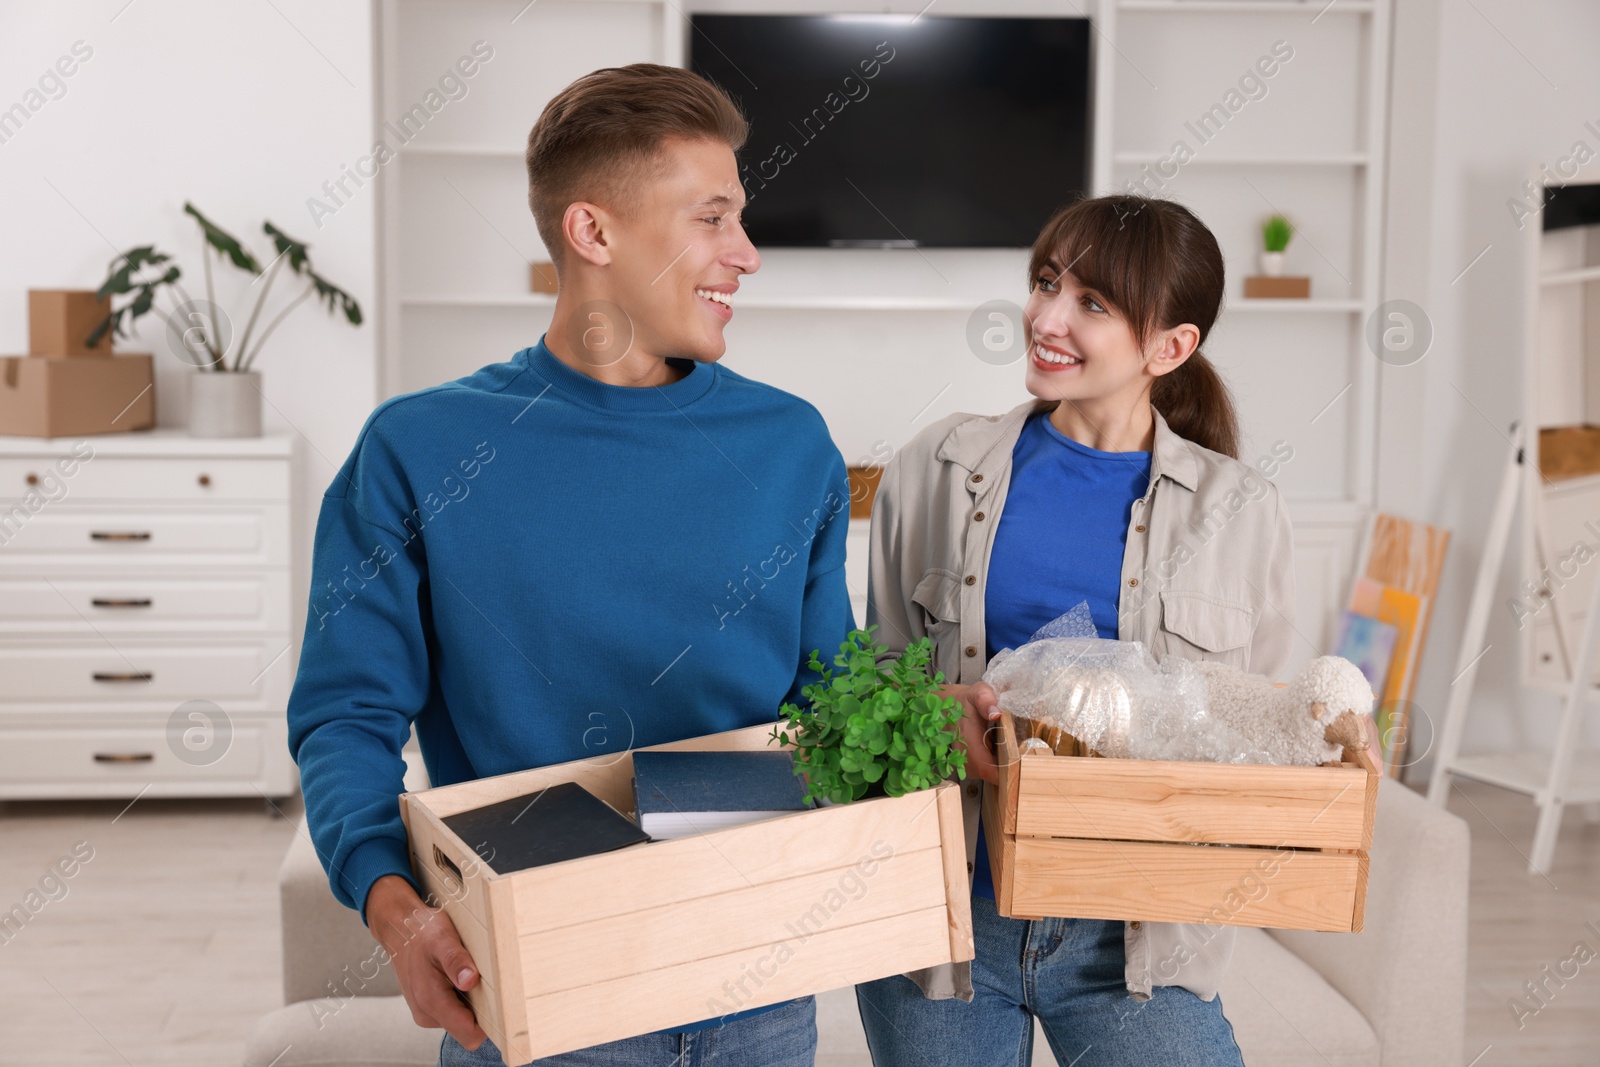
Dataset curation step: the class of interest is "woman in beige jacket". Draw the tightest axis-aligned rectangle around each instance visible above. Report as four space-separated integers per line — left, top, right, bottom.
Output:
856 195 1297 1066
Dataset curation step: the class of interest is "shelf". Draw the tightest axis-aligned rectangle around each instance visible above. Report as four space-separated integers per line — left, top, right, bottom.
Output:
1226 298 1363 313
1446 750 1600 803
1120 1 1374 12
398 143 522 158
401 295 1364 314
1540 264 1600 287
404 294 555 308
402 294 1006 312
1115 152 1368 167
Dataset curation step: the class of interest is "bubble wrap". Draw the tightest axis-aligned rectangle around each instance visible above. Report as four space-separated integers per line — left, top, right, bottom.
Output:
983 604 1280 764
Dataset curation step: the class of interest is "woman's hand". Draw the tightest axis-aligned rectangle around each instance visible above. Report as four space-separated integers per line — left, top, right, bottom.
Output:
940 681 1001 784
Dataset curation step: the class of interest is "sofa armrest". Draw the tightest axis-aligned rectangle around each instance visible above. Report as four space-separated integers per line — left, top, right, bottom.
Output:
1270 778 1469 1067
278 815 404 1004
278 745 431 1005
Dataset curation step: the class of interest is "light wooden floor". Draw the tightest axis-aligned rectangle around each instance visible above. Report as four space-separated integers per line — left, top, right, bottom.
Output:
1 779 1596 1066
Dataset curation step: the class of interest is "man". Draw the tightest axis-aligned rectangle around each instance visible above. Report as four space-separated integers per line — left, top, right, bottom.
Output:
287 63 854 1066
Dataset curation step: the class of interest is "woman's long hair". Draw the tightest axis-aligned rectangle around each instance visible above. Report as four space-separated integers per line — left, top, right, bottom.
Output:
1027 194 1240 459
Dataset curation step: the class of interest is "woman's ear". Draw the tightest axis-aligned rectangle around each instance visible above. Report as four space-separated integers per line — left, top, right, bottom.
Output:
1147 323 1200 378
562 202 613 269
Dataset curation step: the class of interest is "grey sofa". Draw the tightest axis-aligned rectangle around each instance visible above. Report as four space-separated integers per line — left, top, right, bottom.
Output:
244 774 1468 1067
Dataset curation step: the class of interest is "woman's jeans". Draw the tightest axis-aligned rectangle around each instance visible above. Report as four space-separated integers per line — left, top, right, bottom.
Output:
437 994 815 1067
856 895 1243 1067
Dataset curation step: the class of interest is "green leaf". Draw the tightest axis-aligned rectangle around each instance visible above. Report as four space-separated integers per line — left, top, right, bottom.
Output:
185 202 262 274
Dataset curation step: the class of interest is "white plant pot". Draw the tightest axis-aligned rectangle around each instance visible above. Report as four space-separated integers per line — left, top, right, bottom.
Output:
1259 251 1287 277
188 370 263 438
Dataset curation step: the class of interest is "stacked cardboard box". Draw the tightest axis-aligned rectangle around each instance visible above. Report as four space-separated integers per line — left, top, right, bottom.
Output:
0 290 155 437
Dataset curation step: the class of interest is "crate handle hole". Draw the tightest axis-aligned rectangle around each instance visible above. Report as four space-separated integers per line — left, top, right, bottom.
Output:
432 844 463 891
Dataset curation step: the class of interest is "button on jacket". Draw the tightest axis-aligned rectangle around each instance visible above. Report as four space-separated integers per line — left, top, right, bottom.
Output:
866 397 1297 1003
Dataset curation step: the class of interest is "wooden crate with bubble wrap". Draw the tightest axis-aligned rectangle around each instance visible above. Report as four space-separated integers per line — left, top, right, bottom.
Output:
982 708 1379 933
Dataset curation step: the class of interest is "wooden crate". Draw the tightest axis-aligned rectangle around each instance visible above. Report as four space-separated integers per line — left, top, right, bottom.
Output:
982 709 1379 933
400 723 974 1063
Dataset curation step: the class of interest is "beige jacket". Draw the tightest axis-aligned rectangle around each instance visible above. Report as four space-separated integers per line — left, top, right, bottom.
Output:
866 398 1297 1003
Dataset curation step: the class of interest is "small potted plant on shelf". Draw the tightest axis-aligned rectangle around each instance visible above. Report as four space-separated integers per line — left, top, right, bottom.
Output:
90 202 362 438
771 627 968 805
1259 213 1294 276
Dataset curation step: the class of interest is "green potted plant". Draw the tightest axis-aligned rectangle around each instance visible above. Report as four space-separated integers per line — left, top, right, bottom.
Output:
771 627 968 805
1260 213 1294 277
90 202 362 438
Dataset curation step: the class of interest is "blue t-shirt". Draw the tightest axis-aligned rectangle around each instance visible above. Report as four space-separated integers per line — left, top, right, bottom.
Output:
972 410 1151 899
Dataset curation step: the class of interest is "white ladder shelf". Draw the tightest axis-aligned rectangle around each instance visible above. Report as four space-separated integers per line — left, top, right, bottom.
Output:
1427 422 1600 873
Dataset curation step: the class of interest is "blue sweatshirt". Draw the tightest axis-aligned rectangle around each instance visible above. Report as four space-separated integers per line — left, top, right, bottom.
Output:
287 338 855 1028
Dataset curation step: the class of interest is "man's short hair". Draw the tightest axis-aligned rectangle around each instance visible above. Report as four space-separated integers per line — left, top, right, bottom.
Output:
525 63 748 267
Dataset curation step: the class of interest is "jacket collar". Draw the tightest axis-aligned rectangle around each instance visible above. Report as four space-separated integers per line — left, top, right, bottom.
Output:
934 399 1200 492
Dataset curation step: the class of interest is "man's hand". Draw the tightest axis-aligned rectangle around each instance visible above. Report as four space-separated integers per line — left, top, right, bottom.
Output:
365 874 488 1051
941 682 1001 785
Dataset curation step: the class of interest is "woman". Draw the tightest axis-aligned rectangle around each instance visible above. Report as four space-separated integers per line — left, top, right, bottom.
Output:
856 194 1296 1066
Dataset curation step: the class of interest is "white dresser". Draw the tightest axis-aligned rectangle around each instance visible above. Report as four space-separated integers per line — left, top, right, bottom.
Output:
0 430 299 801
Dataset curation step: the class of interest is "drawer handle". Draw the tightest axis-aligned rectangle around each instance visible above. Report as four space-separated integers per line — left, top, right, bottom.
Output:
90 597 154 609
93 752 154 764
198 473 211 487
25 472 39 486
92 671 153 683
90 531 152 542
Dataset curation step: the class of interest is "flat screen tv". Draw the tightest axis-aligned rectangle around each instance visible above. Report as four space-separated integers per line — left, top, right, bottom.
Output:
688 14 1092 249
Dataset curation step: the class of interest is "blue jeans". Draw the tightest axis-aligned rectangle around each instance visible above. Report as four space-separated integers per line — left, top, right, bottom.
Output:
437 994 816 1067
855 896 1243 1067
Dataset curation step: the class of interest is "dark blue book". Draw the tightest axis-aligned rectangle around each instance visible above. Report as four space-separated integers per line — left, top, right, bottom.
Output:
440 781 650 875
631 750 811 840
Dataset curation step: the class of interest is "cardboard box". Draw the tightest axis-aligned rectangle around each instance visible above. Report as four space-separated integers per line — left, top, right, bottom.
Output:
1243 276 1312 299
1539 425 1600 480
982 709 1378 933
28 290 112 357
530 262 559 294
400 723 973 1063
0 354 155 437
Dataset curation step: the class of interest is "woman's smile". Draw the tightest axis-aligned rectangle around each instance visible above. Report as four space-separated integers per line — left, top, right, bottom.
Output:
1031 340 1083 372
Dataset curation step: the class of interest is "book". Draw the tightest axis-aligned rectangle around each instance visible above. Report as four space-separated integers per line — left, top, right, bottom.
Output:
632 750 812 840
440 781 650 876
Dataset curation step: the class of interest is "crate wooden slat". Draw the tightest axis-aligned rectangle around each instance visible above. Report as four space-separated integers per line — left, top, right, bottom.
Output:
984 709 1378 933
400 722 974 1063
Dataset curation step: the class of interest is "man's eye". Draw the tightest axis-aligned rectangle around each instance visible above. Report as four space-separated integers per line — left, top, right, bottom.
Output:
701 216 723 226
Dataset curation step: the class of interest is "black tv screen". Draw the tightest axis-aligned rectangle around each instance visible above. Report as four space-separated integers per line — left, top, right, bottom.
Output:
689 14 1092 249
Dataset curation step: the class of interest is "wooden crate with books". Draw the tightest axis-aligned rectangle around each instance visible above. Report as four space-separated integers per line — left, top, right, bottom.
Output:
399 722 974 1064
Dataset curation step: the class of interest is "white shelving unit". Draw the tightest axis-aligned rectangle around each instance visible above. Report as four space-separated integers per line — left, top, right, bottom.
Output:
1428 164 1600 874
1096 0 1391 653
374 0 1394 660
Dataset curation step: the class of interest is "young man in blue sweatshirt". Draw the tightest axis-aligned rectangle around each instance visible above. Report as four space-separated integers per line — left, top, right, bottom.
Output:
286 64 854 1066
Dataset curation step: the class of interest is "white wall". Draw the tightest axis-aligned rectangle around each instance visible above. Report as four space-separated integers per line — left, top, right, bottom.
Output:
1401 0 1600 770
0 0 380 651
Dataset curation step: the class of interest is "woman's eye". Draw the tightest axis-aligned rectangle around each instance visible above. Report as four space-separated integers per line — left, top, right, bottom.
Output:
1035 274 1058 292
1082 294 1106 312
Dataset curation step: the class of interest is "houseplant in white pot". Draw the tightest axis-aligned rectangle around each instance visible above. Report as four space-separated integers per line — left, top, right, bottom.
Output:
1259 213 1294 277
90 202 362 438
